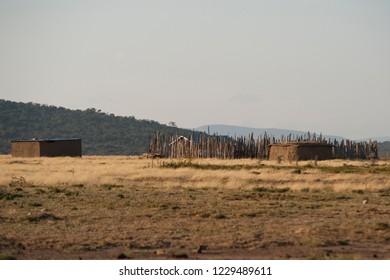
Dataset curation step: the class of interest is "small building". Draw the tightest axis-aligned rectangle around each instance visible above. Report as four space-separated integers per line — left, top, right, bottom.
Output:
11 139 82 157
269 142 333 161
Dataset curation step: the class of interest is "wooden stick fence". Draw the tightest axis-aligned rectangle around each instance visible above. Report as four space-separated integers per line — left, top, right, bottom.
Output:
148 131 378 160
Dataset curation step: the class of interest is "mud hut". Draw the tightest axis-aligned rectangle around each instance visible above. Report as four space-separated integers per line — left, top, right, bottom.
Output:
269 142 333 161
11 139 82 157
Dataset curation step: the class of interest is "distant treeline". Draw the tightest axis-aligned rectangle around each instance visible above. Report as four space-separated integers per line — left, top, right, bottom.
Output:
0 99 191 155
149 132 378 160
378 142 390 158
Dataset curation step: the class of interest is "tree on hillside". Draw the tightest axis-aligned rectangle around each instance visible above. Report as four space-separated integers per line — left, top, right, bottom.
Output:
0 99 191 155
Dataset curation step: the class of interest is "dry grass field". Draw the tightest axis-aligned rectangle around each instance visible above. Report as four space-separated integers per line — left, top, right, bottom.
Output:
1 155 390 260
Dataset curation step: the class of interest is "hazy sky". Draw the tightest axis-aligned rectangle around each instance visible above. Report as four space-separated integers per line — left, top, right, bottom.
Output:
1 0 389 139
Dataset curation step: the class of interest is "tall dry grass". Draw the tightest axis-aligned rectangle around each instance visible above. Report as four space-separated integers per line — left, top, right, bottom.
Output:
1 155 389 191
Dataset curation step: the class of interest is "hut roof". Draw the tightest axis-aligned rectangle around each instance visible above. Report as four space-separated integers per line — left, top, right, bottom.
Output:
11 138 81 143
269 142 333 148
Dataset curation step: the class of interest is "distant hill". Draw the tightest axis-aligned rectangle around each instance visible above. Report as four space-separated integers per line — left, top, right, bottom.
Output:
0 99 191 155
196 124 345 141
359 136 390 142
2 100 387 158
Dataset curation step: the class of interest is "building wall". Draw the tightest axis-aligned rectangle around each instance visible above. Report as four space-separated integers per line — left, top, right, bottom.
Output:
11 140 82 157
39 140 82 157
296 145 333 160
269 144 333 161
269 145 298 161
11 142 41 157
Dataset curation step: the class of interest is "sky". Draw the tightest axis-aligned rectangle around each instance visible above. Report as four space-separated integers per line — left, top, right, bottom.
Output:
0 0 389 139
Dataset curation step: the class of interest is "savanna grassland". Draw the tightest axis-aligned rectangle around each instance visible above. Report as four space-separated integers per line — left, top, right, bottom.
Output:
1 155 390 260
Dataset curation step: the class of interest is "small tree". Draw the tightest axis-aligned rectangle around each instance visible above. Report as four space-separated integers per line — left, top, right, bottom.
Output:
168 121 177 128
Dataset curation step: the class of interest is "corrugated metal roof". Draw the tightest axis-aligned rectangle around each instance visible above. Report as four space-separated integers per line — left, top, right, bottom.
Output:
11 138 81 143
269 142 333 147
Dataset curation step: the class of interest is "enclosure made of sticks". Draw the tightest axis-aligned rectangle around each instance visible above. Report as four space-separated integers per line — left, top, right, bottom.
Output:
148 131 378 160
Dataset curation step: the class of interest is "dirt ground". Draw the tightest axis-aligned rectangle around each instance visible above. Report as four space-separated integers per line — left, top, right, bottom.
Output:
1 156 390 260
